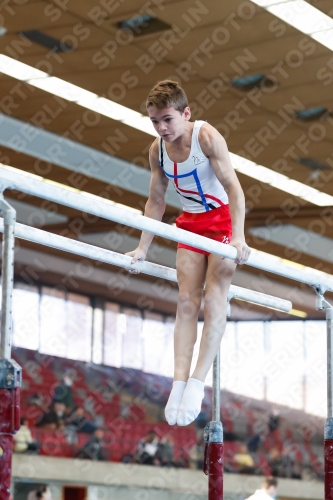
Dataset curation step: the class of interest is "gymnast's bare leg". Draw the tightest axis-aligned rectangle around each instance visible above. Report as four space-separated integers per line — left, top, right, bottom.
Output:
164 248 207 425
165 246 236 426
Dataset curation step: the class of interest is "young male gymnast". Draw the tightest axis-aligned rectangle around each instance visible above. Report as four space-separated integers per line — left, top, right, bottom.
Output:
127 80 250 426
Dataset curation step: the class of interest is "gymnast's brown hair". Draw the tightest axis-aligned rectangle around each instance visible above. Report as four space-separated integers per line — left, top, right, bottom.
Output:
146 80 189 112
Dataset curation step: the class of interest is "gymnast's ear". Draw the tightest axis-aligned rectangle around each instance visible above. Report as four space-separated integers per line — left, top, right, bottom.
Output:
183 106 191 120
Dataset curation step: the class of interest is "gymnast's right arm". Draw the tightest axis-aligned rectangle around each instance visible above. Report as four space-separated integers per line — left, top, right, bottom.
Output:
126 139 169 269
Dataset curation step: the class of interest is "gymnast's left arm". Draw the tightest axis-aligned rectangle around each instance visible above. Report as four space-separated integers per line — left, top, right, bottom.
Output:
199 124 251 265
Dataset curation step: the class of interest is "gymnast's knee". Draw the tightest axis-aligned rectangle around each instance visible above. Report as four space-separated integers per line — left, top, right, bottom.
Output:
177 289 202 318
204 291 228 324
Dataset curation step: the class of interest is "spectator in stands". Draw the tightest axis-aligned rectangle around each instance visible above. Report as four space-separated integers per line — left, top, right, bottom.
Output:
35 402 66 430
247 433 263 453
65 406 98 434
301 465 318 481
172 448 189 468
52 374 74 414
281 442 310 479
245 477 278 499
234 443 255 474
77 428 106 461
14 417 39 454
27 393 44 407
27 484 52 500
268 411 280 433
137 430 159 465
268 447 286 477
121 452 136 464
279 442 296 478
155 435 174 466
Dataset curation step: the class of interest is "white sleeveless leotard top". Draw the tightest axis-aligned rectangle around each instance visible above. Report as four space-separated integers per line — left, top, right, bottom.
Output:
158 120 229 213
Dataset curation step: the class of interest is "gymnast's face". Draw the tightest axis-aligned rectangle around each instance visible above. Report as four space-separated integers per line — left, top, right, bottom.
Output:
148 105 191 142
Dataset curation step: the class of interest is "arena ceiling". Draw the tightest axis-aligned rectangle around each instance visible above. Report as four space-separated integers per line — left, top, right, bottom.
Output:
0 0 333 319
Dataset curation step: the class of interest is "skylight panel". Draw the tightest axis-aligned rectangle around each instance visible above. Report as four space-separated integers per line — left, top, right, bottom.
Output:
311 30 333 50
27 77 98 102
0 54 48 80
252 0 290 6
229 153 333 206
122 116 158 135
267 0 333 34
250 0 333 51
77 97 144 122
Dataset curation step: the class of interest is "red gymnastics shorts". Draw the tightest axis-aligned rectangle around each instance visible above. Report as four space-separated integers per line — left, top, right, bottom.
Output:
175 204 232 256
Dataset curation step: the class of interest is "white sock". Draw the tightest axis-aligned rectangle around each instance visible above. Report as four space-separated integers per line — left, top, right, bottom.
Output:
177 378 205 426
165 381 187 425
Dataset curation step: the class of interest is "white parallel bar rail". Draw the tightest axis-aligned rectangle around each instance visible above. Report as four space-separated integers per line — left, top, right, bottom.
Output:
0 220 292 313
0 166 332 293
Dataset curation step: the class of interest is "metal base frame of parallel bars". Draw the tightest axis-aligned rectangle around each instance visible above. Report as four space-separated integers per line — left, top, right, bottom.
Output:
0 222 291 500
1 168 333 499
0 196 21 500
315 292 333 500
203 350 224 500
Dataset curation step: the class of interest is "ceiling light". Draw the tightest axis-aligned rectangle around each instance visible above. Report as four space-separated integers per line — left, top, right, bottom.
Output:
295 107 329 121
76 97 142 121
118 14 154 30
20 30 74 52
0 54 48 80
230 153 333 206
117 14 171 36
26 75 152 127
251 0 333 51
122 116 157 134
252 0 290 5
27 77 98 102
269 1 331 33
312 30 333 51
232 73 276 90
296 158 331 171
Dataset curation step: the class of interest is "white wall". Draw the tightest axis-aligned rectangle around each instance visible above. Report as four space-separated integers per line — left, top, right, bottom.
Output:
12 455 324 500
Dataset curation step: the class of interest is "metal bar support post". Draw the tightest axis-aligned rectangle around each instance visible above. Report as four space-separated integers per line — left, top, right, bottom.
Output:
315 291 333 499
203 301 230 499
212 349 221 423
0 194 21 500
325 306 333 499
